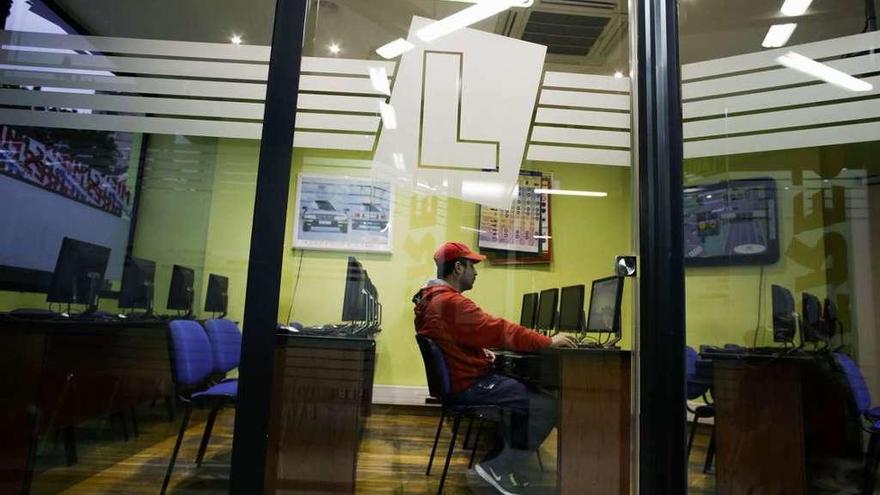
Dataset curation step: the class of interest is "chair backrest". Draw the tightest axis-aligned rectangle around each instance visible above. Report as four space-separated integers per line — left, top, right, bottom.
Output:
685 346 711 400
203 318 242 374
833 352 871 415
415 334 452 401
168 320 214 388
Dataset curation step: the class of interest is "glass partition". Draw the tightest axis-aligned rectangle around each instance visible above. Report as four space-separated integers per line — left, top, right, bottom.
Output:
678 1 879 492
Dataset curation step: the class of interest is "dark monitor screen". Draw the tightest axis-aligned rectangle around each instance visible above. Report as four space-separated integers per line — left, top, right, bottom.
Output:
683 177 779 267
823 298 839 338
535 288 558 330
771 285 796 343
801 292 822 343
520 293 538 328
118 256 155 310
167 265 195 312
46 237 112 307
558 285 585 331
204 274 229 314
341 257 366 321
586 276 623 333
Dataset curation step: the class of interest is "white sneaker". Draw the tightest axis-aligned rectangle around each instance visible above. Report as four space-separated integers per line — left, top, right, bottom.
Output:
475 460 531 495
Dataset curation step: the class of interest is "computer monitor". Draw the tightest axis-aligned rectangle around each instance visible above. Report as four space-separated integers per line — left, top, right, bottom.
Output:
771 285 797 343
823 298 839 338
167 265 195 316
519 292 539 328
204 274 229 315
118 256 156 313
535 288 558 331
801 292 823 343
558 285 586 332
341 257 366 321
586 276 623 335
46 237 112 312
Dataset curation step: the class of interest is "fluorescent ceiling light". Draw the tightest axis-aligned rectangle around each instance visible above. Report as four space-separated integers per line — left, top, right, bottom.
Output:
379 101 397 130
416 0 521 43
534 188 607 197
776 51 872 92
368 67 391 95
762 23 796 48
780 0 812 16
376 38 414 59
461 226 487 234
534 235 552 240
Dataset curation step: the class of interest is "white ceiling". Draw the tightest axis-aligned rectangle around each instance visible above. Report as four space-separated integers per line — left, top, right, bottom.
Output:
51 0 873 68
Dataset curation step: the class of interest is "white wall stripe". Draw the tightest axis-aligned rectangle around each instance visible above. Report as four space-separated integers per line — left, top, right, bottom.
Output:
684 99 880 139
539 89 630 110
535 107 630 129
542 71 630 92
527 144 630 166
296 113 380 132
682 31 880 81
299 74 388 95
531 126 630 147
683 122 880 158
297 93 383 113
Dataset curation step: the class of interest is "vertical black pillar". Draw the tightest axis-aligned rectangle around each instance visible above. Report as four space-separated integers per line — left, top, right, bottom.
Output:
229 0 306 493
636 0 686 492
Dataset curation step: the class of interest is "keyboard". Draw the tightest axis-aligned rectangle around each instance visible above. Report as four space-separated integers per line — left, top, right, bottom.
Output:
576 342 605 349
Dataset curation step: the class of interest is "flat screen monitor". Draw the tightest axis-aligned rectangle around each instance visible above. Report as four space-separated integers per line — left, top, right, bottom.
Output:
535 288 558 331
46 237 111 310
771 285 796 343
801 292 823 343
558 285 585 331
341 257 366 321
204 274 229 314
823 298 839 338
519 293 538 328
167 265 195 314
683 177 779 267
586 276 623 333
118 256 155 311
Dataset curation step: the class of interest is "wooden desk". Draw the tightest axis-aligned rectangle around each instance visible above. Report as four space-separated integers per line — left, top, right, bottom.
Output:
0 315 172 494
706 352 855 494
264 333 376 494
498 348 631 495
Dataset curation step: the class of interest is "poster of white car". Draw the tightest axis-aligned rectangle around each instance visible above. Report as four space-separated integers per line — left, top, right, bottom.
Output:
293 174 393 252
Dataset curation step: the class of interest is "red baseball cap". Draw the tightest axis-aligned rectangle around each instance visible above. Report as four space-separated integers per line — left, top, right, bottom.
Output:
433 242 486 264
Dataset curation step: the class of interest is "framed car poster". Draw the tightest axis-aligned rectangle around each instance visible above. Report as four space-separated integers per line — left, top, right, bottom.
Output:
292 174 393 252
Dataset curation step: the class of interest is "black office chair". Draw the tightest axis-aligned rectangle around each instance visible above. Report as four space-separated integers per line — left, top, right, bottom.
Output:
415 334 500 495
832 352 880 495
686 346 715 474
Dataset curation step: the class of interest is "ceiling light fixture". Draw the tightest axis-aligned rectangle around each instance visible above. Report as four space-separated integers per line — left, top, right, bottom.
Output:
376 38 414 59
780 0 812 16
534 188 607 197
776 51 872 92
229 34 242 45
613 70 624 78
762 23 796 48
328 42 341 55
379 101 397 130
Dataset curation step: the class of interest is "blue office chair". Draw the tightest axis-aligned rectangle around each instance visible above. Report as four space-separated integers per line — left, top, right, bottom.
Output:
415 334 500 495
832 352 880 495
160 320 238 495
686 346 716 474
194 318 241 467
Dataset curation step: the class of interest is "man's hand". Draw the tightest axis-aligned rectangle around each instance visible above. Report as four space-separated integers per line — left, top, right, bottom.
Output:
483 348 496 362
550 334 577 348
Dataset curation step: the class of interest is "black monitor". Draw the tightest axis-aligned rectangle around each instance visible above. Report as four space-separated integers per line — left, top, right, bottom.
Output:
204 274 229 315
823 298 839 338
558 285 586 332
771 285 797 343
519 293 539 328
46 237 112 312
341 257 366 321
586 276 623 333
167 265 195 316
118 256 155 313
801 292 823 343
535 288 558 331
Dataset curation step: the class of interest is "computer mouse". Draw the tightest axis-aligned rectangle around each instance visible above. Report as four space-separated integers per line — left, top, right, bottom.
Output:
289 321 304 331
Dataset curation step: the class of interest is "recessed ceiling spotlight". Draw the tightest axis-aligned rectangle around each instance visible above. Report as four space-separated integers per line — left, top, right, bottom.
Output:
328 42 341 55
230 34 243 45
613 70 624 79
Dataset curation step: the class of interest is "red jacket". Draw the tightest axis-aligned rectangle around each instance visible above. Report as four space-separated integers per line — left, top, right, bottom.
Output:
413 281 552 394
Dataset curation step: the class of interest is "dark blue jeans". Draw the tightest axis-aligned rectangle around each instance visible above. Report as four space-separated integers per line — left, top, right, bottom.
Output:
451 373 557 452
